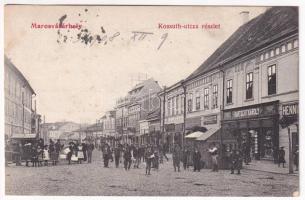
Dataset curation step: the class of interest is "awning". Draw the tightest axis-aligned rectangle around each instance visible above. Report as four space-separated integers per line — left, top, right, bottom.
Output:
185 131 204 139
10 134 37 139
196 127 220 141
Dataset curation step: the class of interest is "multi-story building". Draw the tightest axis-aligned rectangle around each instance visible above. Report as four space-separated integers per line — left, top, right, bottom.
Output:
98 110 116 146
159 80 185 151
115 78 161 144
185 7 298 168
42 121 80 142
4 55 36 140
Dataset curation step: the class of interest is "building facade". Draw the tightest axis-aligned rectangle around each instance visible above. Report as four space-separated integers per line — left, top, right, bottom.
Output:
115 78 161 144
184 7 298 168
4 55 36 140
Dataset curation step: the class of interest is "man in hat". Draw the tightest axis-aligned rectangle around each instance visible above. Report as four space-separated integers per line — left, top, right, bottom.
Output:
294 145 299 171
172 144 181 172
230 149 242 174
278 146 286 168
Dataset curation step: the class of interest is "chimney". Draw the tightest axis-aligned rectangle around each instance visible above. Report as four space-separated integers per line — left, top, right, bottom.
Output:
240 11 250 25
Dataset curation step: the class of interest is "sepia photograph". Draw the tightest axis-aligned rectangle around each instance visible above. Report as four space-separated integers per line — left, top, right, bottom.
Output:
2 2 300 197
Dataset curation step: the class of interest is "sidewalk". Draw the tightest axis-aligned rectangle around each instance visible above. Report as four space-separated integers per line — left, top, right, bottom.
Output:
243 160 299 176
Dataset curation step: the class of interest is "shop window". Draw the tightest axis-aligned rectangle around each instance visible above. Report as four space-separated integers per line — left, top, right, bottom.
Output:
261 129 274 159
226 79 233 104
195 96 200 110
212 85 218 108
267 65 276 95
246 72 253 99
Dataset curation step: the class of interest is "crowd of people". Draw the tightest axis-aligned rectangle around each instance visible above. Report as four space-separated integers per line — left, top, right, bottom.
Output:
6 138 299 175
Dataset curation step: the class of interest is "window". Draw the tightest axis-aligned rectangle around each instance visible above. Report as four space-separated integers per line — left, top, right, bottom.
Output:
270 50 274 57
287 42 292 50
187 94 193 112
246 72 253 99
293 39 298 48
172 97 175 115
196 96 200 110
226 79 233 104
268 65 276 95
281 45 286 53
275 47 280 55
212 85 218 108
181 95 184 114
204 88 209 109
176 96 179 114
167 99 171 116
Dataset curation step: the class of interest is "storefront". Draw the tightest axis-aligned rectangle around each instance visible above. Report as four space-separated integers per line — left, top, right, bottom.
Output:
222 101 279 163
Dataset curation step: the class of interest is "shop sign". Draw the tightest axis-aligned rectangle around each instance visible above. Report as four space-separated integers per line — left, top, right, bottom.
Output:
282 103 298 116
203 115 217 125
232 108 260 119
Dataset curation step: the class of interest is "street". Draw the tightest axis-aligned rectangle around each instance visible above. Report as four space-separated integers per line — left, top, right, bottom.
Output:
5 151 298 196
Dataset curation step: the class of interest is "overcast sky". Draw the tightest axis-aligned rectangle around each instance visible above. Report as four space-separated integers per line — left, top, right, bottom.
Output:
5 5 267 124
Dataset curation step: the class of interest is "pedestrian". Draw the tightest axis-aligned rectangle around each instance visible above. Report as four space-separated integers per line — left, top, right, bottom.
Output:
77 142 85 164
153 148 159 170
208 143 219 172
242 143 251 165
123 144 132 170
182 148 189 170
82 142 88 162
31 144 38 167
294 145 299 171
114 145 121 168
67 142 73 165
49 140 57 166
145 147 153 175
102 143 111 167
54 139 63 165
24 142 32 167
278 146 286 168
230 149 242 175
43 145 50 166
87 141 94 163
193 148 201 172
13 142 22 166
133 145 140 168
162 143 169 161
37 145 43 167
172 144 181 172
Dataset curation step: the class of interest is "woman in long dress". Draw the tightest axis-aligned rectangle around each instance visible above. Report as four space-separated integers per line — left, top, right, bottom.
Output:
43 145 50 166
77 143 84 164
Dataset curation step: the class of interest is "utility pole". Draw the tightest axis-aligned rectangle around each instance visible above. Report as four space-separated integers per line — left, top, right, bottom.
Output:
288 127 293 174
220 69 225 169
182 81 187 149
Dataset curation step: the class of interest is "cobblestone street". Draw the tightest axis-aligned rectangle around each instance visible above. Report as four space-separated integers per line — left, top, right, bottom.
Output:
5 151 298 196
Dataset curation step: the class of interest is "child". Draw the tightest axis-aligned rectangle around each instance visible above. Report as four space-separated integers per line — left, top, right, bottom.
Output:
43 145 50 166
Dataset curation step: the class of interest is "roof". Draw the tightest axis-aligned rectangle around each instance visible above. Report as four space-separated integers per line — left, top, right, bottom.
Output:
146 109 160 121
196 127 220 141
4 55 36 95
11 134 37 139
186 7 298 81
185 131 204 139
